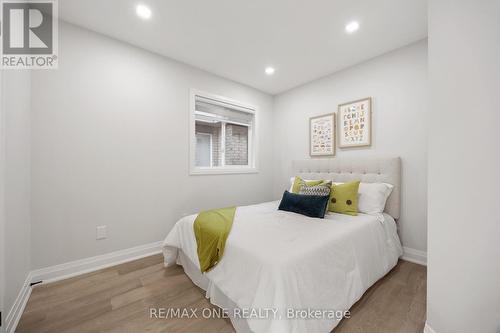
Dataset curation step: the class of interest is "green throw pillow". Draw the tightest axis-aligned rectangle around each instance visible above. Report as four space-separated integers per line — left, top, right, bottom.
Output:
328 181 360 216
291 177 324 193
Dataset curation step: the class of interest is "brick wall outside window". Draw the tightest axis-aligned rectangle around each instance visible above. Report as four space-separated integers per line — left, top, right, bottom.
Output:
225 124 248 165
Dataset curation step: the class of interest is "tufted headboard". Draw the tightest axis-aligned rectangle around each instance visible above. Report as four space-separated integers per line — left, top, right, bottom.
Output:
292 157 401 219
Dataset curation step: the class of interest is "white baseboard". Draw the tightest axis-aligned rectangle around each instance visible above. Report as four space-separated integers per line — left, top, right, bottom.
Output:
424 322 437 333
402 246 427 266
5 273 32 333
30 241 163 284
5 241 163 333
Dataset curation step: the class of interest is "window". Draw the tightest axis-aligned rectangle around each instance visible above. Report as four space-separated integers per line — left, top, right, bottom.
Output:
190 90 257 174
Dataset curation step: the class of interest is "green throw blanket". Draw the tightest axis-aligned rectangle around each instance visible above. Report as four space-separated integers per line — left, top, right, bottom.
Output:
193 206 236 273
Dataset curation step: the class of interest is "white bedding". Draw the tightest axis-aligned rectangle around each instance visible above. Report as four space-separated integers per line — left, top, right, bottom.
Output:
162 201 403 333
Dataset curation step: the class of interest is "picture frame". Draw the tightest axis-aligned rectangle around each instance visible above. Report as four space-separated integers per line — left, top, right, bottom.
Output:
309 113 336 157
338 97 372 148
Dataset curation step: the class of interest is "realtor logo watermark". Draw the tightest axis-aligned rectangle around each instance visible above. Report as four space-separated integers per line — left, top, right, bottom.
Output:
1 0 58 69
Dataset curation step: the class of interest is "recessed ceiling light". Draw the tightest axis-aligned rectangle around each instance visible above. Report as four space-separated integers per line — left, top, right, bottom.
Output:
265 67 275 75
345 21 360 34
136 4 152 20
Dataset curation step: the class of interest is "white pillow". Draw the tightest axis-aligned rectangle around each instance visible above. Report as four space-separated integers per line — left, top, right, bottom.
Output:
357 182 394 215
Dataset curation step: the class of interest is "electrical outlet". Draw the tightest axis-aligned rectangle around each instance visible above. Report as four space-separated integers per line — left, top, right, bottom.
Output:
96 225 107 240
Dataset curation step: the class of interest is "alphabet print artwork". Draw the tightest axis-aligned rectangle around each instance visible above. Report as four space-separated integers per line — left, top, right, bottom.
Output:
309 113 335 156
338 98 372 148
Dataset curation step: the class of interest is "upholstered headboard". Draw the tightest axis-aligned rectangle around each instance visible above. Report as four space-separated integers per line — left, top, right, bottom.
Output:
292 157 401 219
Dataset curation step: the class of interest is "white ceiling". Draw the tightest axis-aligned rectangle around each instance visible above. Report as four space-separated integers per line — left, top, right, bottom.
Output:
59 0 427 95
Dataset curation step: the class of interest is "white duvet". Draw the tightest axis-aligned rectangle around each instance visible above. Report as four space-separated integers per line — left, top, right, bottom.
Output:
162 201 402 333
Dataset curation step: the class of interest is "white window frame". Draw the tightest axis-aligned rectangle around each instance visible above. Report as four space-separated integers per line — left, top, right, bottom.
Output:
190 89 258 175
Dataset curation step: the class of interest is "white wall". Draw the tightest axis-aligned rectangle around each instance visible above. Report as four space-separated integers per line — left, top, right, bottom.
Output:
272 40 428 254
0 68 4 333
1 70 32 316
427 1 500 332
30 23 274 269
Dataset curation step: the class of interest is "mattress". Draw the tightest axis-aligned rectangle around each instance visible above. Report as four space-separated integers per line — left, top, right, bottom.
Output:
162 201 403 333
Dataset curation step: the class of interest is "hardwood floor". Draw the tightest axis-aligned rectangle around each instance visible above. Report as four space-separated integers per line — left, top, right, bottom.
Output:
333 260 426 333
16 256 426 333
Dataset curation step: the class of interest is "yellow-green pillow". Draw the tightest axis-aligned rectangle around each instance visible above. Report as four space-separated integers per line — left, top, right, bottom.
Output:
291 177 324 193
328 181 360 216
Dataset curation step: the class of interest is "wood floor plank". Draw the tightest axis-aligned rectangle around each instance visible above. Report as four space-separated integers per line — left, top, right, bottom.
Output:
16 257 426 333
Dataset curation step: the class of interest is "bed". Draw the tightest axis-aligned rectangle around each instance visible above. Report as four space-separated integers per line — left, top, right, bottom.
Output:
162 157 403 333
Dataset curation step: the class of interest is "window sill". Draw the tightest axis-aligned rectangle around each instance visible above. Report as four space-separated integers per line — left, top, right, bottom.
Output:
190 167 258 175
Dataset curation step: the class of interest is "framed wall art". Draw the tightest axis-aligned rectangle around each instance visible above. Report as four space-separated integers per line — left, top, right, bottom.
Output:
309 113 336 157
338 97 372 148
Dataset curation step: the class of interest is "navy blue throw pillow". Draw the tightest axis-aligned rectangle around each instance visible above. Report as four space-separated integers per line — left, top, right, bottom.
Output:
278 190 329 218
